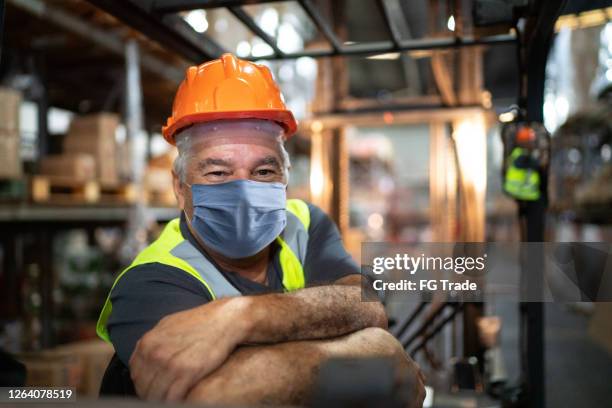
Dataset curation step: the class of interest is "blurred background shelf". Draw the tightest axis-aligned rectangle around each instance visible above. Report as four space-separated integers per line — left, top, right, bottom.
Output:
0 205 180 223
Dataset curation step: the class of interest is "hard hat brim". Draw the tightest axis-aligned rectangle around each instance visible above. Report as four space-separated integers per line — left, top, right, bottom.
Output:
162 109 297 145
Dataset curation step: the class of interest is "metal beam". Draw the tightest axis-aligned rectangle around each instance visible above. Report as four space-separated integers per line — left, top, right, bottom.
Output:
86 0 225 63
301 106 486 130
153 0 279 13
247 33 516 60
228 6 284 57
9 0 185 82
376 0 402 49
409 304 464 357
297 0 342 53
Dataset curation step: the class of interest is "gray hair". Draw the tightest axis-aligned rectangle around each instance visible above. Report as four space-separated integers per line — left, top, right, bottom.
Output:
173 120 291 184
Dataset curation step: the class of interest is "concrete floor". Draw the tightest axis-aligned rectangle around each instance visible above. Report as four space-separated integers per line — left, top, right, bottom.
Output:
497 302 612 407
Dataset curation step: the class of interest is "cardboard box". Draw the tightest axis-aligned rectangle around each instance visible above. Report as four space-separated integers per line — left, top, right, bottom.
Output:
0 87 22 132
54 339 114 397
67 113 119 140
64 114 119 184
63 138 117 184
17 340 114 396
17 352 81 389
39 154 96 181
144 166 174 193
145 151 177 191
0 132 22 179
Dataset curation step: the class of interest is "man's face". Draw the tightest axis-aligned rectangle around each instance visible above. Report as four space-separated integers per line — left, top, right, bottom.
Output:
173 125 286 220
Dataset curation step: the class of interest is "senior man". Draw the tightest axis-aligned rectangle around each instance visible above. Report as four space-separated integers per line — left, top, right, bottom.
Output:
96 54 424 406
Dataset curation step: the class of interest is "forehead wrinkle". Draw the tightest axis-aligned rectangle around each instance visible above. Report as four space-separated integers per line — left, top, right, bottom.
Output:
196 157 233 171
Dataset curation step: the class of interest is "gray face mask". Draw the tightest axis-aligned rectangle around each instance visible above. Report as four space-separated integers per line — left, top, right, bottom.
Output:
188 179 287 259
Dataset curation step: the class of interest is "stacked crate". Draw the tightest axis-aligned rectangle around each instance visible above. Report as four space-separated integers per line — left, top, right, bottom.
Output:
0 87 23 179
144 150 177 206
34 113 131 204
63 113 119 185
17 339 114 397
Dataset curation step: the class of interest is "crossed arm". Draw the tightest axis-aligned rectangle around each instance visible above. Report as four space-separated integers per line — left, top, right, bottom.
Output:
128 275 424 405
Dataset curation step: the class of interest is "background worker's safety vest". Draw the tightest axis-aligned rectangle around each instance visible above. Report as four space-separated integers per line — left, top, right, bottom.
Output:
504 147 541 201
96 199 311 343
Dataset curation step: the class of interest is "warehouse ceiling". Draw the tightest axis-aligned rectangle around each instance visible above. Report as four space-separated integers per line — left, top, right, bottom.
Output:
2 0 605 132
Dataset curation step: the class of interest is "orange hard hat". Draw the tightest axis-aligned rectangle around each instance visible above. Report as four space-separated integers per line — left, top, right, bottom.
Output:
516 125 536 143
162 53 297 144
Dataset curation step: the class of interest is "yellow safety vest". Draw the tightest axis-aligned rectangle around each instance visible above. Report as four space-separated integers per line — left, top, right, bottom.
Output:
96 199 311 343
504 147 541 201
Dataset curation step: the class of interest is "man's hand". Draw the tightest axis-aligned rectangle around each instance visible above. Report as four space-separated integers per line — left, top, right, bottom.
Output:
128 296 249 401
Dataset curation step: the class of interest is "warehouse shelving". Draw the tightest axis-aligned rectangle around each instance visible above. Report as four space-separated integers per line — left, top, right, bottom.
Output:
0 205 179 223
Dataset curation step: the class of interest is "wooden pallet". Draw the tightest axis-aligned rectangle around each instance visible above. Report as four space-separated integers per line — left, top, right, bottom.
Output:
144 189 176 207
98 182 137 204
31 175 100 204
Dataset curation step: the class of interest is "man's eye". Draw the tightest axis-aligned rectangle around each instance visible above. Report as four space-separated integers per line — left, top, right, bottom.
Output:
255 169 276 176
206 171 228 177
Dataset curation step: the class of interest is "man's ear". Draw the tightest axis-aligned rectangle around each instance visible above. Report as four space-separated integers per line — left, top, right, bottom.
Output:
172 170 186 210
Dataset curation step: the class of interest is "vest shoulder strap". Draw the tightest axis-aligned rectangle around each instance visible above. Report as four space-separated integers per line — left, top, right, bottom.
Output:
287 198 310 230
96 219 216 343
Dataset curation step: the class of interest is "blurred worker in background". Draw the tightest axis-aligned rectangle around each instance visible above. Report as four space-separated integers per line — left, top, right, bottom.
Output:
96 54 424 406
503 125 542 201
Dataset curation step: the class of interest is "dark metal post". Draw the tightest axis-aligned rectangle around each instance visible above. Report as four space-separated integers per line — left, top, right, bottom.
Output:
35 59 48 159
121 39 148 263
518 1 566 407
38 229 54 348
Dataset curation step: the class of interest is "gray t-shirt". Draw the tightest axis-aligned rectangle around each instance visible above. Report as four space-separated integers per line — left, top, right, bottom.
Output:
107 202 359 365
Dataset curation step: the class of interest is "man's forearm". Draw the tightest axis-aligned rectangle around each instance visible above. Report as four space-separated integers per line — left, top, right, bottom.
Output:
186 327 424 408
241 275 387 344
128 276 388 401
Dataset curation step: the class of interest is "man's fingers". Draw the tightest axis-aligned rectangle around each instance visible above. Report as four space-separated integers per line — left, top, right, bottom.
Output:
144 344 201 401
131 337 173 399
162 346 209 401
129 341 154 397
144 365 173 401
165 372 195 402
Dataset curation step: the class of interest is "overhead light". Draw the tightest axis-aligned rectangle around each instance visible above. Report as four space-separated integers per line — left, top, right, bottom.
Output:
296 56 317 80
343 41 357 45
251 39 273 57
277 22 302 53
367 52 400 60
183 10 208 33
498 111 516 123
259 8 279 37
447 15 456 32
236 41 251 57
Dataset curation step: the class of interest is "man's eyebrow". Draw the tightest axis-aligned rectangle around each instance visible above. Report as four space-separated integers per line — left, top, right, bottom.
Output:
197 158 233 171
253 156 281 169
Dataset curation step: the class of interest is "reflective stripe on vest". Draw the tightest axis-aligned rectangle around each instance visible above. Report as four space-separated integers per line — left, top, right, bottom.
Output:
504 147 541 201
96 198 311 343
